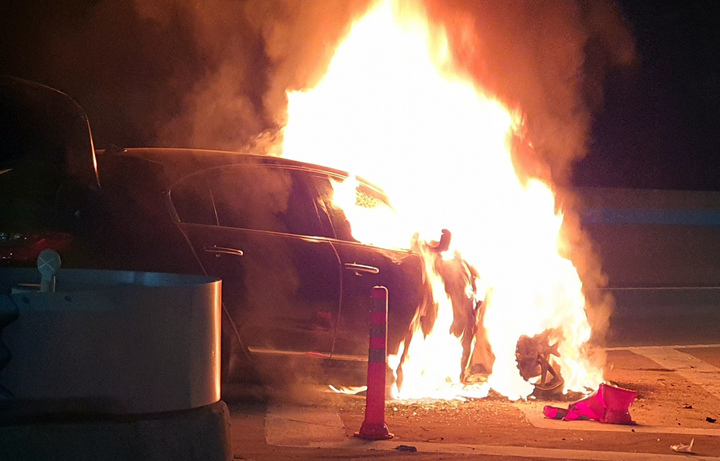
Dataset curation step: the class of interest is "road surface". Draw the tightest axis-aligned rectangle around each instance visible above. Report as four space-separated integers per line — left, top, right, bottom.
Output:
224 343 720 460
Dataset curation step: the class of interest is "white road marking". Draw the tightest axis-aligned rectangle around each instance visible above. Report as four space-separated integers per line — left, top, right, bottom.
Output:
629 346 720 400
288 438 720 460
604 343 720 351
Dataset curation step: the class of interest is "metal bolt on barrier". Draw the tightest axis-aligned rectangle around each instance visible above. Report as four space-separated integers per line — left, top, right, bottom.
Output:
355 286 393 440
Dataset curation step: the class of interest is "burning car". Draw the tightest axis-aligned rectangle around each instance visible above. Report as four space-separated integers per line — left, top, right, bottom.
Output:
95 146 432 378
1 75 436 383
3 30 603 398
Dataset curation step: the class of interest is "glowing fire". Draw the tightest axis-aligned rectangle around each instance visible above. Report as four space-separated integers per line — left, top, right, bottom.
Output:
281 0 603 400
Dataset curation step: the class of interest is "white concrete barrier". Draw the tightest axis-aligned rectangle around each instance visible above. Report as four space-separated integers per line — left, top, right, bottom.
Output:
0 269 221 415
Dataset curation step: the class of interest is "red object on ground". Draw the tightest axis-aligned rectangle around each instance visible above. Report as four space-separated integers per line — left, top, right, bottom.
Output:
543 406 569 420
568 389 606 421
597 383 638 424
355 286 393 440
544 384 637 424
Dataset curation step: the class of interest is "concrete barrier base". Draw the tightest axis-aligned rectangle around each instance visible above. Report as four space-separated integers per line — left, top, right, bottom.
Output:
0 400 231 461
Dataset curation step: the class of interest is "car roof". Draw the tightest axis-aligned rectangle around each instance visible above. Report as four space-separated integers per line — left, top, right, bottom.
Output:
95 148 389 199
98 147 350 185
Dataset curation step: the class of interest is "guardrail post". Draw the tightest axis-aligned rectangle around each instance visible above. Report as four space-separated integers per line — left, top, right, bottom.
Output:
355 286 393 440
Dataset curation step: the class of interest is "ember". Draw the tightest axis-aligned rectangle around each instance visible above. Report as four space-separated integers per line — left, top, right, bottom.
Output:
281 0 604 400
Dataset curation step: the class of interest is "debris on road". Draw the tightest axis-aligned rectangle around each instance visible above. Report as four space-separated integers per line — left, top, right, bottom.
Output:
543 384 637 424
706 416 717 423
670 438 694 454
396 445 418 452
543 406 589 420
329 385 367 395
516 330 564 391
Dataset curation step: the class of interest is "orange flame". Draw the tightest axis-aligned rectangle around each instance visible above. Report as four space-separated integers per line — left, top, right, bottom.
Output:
281 0 603 400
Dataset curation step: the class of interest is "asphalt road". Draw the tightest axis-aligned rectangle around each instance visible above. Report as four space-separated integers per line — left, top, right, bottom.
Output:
225 289 720 460
604 288 720 347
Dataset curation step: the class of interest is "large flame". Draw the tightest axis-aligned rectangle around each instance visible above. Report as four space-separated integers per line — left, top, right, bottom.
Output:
281 0 603 400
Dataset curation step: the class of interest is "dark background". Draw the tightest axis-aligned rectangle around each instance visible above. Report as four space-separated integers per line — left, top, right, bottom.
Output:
1 0 718 191
575 0 720 191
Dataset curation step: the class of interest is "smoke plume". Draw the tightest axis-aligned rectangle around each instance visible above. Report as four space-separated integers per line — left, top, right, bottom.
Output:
137 0 375 149
1 0 635 164
424 0 635 186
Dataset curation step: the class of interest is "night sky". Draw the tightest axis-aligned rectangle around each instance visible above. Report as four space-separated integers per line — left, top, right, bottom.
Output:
576 0 720 190
1 0 719 191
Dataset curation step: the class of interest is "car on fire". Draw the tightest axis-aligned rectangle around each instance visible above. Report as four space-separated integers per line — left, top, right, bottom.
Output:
1 76 429 382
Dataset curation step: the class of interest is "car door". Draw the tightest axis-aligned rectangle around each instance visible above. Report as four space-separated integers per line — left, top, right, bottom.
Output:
307 175 424 360
169 162 341 358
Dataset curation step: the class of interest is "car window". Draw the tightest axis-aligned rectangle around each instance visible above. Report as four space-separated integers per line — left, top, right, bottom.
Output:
170 164 332 238
309 174 394 243
309 175 355 242
170 174 217 226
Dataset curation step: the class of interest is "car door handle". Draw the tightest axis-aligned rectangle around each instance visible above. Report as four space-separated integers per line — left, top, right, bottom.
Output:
204 245 244 257
344 263 379 274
